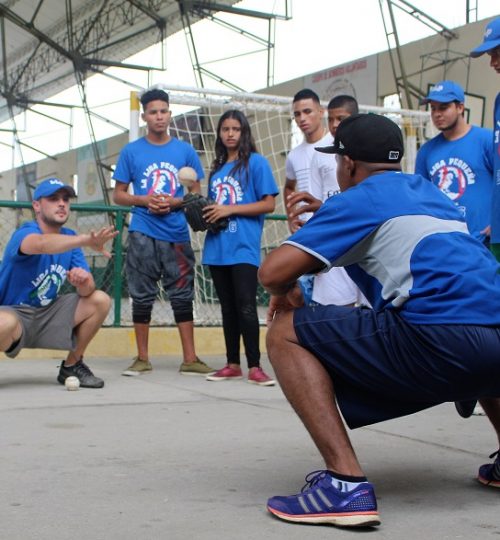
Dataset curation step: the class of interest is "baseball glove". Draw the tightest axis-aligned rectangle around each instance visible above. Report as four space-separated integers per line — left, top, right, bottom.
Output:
181 193 229 233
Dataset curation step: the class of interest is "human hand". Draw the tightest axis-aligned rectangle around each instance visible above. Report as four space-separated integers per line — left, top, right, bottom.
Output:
266 284 304 327
66 267 92 288
288 218 305 233
148 193 172 215
480 224 491 237
286 191 322 219
86 226 118 258
203 203 232 223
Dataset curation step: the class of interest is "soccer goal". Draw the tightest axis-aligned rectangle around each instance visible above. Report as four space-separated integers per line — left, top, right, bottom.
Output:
133 85 432 325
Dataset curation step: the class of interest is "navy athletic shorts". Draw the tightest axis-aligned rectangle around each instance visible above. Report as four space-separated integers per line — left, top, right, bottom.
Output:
293 304 500 429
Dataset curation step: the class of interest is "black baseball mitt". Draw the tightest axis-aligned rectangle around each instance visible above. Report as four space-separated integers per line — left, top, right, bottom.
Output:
181 193 229 233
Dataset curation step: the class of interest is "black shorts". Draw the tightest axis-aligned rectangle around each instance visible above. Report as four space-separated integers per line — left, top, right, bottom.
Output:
294 304 500 429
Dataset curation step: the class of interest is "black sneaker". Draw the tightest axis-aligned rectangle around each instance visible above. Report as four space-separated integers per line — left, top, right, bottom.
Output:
57 359 104 389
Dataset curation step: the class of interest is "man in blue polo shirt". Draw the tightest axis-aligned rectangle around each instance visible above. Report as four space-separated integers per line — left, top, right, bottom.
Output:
259 114 500 529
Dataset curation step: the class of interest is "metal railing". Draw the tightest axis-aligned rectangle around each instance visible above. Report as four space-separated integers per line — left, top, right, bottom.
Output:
0 201 287 327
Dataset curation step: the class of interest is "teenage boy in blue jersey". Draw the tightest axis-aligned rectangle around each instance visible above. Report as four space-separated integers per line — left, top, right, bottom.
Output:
113 88 214 377
416 80 493 244
0 178 117 388
470 17 500 262
259 114 500 529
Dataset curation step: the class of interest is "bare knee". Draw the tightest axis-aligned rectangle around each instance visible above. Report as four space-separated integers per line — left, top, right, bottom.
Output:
88 290 111 313
74 290 111 326
0 312 22 351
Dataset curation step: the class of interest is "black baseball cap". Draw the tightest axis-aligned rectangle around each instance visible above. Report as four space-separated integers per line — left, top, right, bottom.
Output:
315 113 404 164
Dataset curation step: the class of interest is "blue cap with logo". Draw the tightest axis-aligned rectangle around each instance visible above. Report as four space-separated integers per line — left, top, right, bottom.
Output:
470 17 500 58
33 178 76 201
420 80 465 105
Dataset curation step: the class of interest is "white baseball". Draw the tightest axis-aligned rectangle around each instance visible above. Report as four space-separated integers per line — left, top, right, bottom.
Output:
65 376 80 391
178 166 197 188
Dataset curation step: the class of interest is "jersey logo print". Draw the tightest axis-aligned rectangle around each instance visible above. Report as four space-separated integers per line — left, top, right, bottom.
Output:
212 175 243 205
147 168 177 195
29 273 63 307
435 165 468 201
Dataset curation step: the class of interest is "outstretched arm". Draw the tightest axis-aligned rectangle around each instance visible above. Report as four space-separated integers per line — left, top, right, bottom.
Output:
20 227 118 258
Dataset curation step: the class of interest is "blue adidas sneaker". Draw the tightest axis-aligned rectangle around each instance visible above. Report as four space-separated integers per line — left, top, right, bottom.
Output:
267 470 380 527
478 450 500 488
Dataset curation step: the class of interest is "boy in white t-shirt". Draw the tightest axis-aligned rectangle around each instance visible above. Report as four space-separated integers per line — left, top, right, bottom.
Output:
309 95 365 306
284 89 330 233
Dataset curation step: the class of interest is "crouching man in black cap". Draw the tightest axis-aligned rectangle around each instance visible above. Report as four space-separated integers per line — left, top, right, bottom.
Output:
259 114 500 528
0 178 117 388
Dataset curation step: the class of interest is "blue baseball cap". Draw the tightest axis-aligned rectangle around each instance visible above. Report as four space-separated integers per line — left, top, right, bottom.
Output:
470 17 500 58
33 178 76 200
420 80 464 105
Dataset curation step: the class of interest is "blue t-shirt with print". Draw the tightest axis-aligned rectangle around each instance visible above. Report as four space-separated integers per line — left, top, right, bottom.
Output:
415 126 494 241
491 93 500 244
0 221 89 307
202 153 278 267
113 137 204 242
285 172 500 325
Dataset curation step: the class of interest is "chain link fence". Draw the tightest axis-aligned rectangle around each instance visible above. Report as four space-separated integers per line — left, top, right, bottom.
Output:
0 201 287 327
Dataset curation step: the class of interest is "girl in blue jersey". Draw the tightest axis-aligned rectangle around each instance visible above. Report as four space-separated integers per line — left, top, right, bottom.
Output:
202 110 279 386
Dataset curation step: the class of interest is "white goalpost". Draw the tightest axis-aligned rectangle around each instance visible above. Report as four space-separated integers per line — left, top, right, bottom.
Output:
129 85 432 326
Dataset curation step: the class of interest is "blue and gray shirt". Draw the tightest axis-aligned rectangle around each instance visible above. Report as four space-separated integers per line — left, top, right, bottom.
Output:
286 171 500 325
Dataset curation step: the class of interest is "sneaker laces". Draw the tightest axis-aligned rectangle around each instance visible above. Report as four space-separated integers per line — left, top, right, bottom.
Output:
195 358 208 366
71 360 94 379
301 470 332 492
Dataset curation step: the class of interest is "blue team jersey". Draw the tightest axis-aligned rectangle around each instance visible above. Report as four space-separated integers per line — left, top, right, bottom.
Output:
202 153 278 267
113 137 204 242
415 126 494 241
285 172 500 325
491 93 500 243
0 221 89 307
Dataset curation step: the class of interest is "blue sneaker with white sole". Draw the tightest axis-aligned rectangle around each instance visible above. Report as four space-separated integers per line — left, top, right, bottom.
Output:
478 450 500 488
267 470 380 527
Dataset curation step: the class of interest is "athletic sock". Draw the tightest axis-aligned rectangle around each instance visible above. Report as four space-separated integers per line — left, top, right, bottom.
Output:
327 470 368 492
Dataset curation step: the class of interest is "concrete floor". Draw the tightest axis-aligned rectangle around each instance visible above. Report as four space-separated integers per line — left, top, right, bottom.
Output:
1 355 499 540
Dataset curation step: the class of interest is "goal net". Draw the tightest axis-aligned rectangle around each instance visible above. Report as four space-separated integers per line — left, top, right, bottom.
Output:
129 85 432 326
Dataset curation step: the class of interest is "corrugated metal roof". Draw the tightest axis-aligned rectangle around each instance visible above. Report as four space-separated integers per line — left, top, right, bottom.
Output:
0 0 238 118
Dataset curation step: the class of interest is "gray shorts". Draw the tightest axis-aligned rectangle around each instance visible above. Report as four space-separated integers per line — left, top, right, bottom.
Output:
0 294 80 358
126 231 195 308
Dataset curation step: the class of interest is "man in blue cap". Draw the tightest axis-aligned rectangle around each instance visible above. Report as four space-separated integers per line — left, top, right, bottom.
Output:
0 178 117 388
259 113 500 529
471 17 500 263
415 80 494 244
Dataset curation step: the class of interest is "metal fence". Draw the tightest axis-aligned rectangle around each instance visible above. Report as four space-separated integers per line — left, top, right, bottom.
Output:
0 201 287 327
